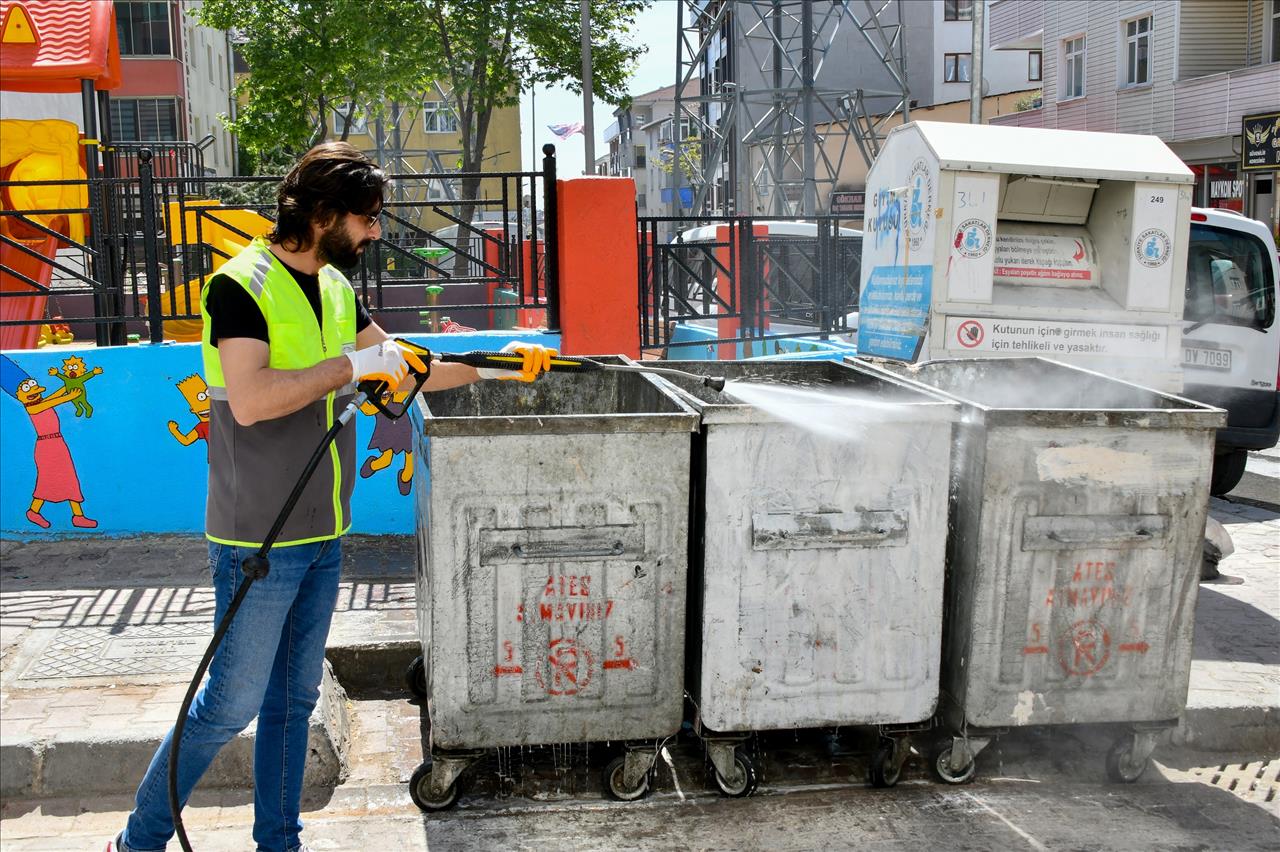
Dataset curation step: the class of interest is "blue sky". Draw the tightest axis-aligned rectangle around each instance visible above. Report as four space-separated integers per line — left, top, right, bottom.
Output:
518 1 678 173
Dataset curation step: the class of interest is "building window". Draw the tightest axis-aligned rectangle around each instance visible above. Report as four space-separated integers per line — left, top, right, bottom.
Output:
332 102 367 136
1062 36 1086 99
944 0 974 22
423 101 459 133
944 52 972 83
660 118 693 143
114 1 173 57
1123 16 1152 86
1028 50 1043 82
1271 0 1279 63
634 145 646 169
109 98 180 141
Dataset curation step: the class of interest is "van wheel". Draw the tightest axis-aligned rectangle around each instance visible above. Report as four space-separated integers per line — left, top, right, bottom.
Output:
1210 449 1247 496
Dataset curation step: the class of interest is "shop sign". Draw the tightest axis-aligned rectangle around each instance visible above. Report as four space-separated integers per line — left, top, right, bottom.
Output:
1241 111 1280 172
829 190 865 217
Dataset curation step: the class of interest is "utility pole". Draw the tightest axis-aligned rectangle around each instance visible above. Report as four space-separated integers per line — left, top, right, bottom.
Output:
970 0 985 124
580 0 595 173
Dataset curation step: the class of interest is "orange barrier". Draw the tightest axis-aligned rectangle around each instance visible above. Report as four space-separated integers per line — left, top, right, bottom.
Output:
554 177 640 357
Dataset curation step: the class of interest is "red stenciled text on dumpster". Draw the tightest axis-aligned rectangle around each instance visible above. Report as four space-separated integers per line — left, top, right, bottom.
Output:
1042 560 1133 608
539 574 616 622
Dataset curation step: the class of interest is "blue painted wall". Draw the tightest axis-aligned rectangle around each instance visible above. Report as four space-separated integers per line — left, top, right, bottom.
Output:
0 331 560 540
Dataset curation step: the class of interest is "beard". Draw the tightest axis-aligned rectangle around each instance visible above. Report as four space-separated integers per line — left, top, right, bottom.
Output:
316 221 369 270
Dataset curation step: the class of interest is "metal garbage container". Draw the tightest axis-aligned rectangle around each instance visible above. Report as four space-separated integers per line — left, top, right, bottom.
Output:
406 366 698 810
639 359 959 792
856 357 1226 785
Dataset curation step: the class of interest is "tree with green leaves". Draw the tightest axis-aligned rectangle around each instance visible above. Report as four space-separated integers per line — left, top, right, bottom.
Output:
417 0 649 268
196 0 437 155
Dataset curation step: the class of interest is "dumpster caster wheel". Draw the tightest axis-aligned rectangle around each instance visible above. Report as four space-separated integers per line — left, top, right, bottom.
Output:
409 762 459 811
933 746 977 785
869 741 903 788
603 754 651 802
405 655 427 700
1105 739 1148 783
711 751 758 798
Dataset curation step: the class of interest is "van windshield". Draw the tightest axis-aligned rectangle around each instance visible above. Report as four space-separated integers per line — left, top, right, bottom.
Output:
1185 224 1276 330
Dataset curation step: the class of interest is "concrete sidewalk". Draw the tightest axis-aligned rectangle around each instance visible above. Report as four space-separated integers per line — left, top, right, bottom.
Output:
0 499 1276 801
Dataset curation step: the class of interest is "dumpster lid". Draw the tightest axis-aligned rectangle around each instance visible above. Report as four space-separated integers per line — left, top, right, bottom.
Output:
634 359 959 427
852 357 1227 430
901 121 1194 185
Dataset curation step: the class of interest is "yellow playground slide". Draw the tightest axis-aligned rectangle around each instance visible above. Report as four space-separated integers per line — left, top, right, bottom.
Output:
157 200 273 341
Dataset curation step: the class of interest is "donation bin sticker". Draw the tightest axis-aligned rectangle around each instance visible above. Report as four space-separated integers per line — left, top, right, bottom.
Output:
857 265 932 360
993 233 1093 284
943 316 1168 358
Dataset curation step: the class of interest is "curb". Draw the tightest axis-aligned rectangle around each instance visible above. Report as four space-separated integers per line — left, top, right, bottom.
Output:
0 663 350 799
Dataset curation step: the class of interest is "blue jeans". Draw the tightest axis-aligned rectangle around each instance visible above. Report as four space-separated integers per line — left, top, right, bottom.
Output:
119 539 342 852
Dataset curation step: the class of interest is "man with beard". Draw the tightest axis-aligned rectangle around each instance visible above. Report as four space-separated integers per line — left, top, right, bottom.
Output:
108 143 552 852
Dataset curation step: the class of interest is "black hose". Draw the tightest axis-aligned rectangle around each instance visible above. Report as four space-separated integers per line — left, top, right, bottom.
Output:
169 397 362 852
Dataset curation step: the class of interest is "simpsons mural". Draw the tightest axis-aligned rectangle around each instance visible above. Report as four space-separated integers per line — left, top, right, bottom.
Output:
168 373 211 458
48 355 103 418
359 390 414 496
0 354 98 529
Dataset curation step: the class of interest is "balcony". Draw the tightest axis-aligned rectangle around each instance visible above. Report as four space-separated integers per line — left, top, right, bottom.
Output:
1172 64 1280 142
989 0 1044 50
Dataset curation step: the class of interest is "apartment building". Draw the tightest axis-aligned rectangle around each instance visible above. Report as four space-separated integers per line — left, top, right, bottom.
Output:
989 0 1279 234
602 82 698 218
112 0 236 175
0 1 235 175
329 91 523 233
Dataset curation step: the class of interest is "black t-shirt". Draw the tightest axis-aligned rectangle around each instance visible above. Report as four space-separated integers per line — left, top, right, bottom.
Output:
205 259 372 347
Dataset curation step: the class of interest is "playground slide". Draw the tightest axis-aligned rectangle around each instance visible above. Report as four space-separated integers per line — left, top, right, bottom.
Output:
152 200 273 342
0 119 88 350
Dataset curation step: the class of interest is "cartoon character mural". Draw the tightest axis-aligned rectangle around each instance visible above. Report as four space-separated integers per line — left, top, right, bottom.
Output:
48 355 103 417
0 354 98 529
168 373 211 458
359 391 414 496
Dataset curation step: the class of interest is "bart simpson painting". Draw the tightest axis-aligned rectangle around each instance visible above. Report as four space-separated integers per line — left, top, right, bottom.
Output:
168 374 211 458
0 354 97 529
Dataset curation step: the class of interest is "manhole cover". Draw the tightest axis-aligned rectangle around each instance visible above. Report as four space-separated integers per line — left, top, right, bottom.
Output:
19 624 211 680
1187 760 1280 806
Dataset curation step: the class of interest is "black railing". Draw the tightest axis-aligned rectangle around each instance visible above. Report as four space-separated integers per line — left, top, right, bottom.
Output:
0 146 560 348
638 215 862 353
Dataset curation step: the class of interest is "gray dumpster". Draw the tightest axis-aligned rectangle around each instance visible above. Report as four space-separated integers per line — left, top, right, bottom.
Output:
406 367 698 809
856 357 1226 785
639 359 959 792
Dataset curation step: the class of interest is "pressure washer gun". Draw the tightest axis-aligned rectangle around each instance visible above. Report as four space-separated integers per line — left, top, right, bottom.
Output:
431 348 728 393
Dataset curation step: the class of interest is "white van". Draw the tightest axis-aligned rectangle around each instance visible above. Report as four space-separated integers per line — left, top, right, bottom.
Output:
1182 207 1279 494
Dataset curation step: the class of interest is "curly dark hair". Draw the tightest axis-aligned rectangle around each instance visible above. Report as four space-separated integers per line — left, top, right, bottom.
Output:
268 142 389 251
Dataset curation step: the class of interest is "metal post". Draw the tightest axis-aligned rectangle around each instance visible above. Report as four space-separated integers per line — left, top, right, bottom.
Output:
970 0 985 125
580 0 595 173
79 79 110 346
96 88 126 346
138 150 164 343
541 144 560 330
800 0 817 217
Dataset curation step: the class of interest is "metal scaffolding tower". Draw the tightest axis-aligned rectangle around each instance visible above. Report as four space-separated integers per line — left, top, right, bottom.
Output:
671 0 911 218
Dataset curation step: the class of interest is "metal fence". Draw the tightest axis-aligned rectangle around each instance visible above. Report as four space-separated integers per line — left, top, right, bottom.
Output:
0 145 559 349
638 216 862 353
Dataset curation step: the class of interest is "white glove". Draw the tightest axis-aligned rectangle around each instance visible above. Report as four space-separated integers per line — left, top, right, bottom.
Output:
345 341 417 387
477 340 557 382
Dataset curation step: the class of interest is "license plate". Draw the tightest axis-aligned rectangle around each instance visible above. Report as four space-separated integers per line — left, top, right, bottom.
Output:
1183 345 1232 371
